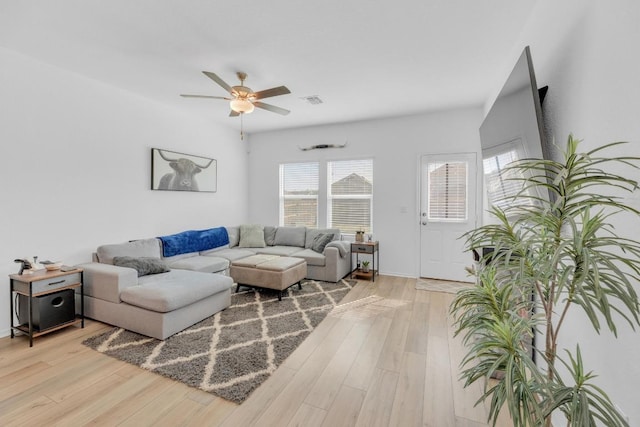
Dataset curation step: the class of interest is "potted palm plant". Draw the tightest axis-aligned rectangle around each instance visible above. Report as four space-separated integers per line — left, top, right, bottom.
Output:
451 135 640 426
361 260 370 273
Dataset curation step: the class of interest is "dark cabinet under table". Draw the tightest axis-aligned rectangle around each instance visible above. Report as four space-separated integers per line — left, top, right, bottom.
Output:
9 268 84 347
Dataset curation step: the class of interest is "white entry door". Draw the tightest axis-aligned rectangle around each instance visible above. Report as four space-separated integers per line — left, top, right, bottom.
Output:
420 153 477 282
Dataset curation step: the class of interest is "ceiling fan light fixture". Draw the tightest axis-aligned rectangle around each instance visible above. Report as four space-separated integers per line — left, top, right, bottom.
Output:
230 98 255 114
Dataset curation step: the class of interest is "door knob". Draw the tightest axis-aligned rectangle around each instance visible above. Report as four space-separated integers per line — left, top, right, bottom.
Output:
422 221 427 225
422 212 427 217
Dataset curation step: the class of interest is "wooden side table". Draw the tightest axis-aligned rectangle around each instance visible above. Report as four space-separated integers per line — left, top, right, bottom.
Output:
350 241 379 282
9 268 84 347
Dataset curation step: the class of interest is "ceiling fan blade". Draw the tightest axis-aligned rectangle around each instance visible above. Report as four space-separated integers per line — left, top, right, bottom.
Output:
202 71 233 94
180 94 230 99
253 86 291 100
229 110 240 117
253 101 290 115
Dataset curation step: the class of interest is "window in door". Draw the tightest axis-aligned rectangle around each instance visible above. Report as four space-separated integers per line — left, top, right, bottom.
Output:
427 160 468 222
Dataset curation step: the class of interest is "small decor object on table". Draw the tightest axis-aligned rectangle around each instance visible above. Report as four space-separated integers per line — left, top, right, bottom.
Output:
40 260 63 271
361 261 370 273
355 231 365 242
13 258 33 275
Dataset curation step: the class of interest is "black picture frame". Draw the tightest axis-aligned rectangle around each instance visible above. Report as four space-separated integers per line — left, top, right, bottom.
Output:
151 148 217 192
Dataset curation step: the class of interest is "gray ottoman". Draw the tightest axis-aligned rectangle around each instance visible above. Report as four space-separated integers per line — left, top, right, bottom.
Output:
230 255 307 300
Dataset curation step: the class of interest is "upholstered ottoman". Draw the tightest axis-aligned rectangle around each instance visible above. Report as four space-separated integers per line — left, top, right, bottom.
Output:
230 255 307 300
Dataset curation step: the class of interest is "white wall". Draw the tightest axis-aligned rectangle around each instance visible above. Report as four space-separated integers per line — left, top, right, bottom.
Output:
247 108 483 278
0 48 249 337
494 0 640 423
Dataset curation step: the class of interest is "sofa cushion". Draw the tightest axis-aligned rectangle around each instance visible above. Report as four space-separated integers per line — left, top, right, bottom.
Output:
311 233 334 253
122 270 233 313
97 238 162 265
159 227 229 257
226 226 240 247
274 226 306 247
305 228 340 249
165 255 229 273
255 245 306 257
291 248 327 267
264 226 278 246
199 244 229 256
239 224 266 248
162 251 199 263
112 256 170 277
207 247 257 262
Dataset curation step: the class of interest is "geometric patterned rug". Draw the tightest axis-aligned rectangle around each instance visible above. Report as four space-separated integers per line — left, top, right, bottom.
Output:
82 279 353 404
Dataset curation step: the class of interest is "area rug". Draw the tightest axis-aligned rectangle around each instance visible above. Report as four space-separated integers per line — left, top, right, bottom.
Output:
415 278 473 294
83 279 354 403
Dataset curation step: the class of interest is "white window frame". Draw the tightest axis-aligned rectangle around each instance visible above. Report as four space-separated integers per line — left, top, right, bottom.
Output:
278 162 319 227
327 158 374 235
482 137 536 211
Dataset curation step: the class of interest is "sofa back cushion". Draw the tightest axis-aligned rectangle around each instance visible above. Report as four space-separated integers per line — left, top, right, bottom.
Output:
264 226 278 246
226 226 240 247
96 238 162 265
239 224 266 248
274 226 306 247
305 228 340 249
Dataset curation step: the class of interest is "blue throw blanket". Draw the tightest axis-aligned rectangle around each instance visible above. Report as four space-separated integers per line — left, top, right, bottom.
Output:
158 227 230 257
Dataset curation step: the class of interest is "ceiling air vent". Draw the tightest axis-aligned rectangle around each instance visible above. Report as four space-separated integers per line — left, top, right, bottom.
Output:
300 95 324 105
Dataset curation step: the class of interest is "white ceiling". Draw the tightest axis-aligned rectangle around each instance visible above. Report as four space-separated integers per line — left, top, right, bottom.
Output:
0 1 537 135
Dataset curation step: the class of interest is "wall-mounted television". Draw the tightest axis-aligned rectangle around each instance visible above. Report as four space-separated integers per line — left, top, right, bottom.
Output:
479 46 547 214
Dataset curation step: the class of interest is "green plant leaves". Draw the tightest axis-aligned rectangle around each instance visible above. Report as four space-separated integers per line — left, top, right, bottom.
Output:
452 135 640 425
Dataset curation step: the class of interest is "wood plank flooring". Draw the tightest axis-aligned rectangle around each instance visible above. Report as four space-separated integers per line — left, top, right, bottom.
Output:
0 275 511 426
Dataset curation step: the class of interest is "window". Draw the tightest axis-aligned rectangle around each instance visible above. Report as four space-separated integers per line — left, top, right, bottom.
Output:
482 138 532 210
279 162 319 227
427 161 468 221
328 159 373 234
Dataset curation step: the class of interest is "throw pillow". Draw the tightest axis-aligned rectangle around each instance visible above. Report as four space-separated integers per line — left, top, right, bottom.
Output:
239 224 266 248
311 233 334 253
112 256 170 277
305 228 340 249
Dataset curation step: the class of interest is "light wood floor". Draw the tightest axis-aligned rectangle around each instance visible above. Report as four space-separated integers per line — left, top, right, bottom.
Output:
0 275 511 426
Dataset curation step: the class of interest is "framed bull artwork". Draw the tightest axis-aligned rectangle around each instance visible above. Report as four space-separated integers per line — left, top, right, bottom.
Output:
151 148 217 192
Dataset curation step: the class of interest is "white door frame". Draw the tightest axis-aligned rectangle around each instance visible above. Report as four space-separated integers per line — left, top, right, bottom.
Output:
418 152 480 282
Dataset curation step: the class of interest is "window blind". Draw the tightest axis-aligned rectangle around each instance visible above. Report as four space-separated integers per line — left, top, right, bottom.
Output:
327 159 373 234
427 161 468 221
279 162 319 227
483 149 524 210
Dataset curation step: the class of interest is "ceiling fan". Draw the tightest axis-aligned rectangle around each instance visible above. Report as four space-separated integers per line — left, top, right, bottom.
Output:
181 71 291 117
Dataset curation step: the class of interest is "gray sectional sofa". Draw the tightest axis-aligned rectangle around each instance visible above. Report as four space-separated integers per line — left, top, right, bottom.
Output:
219 225 351 283
79 225 351 340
